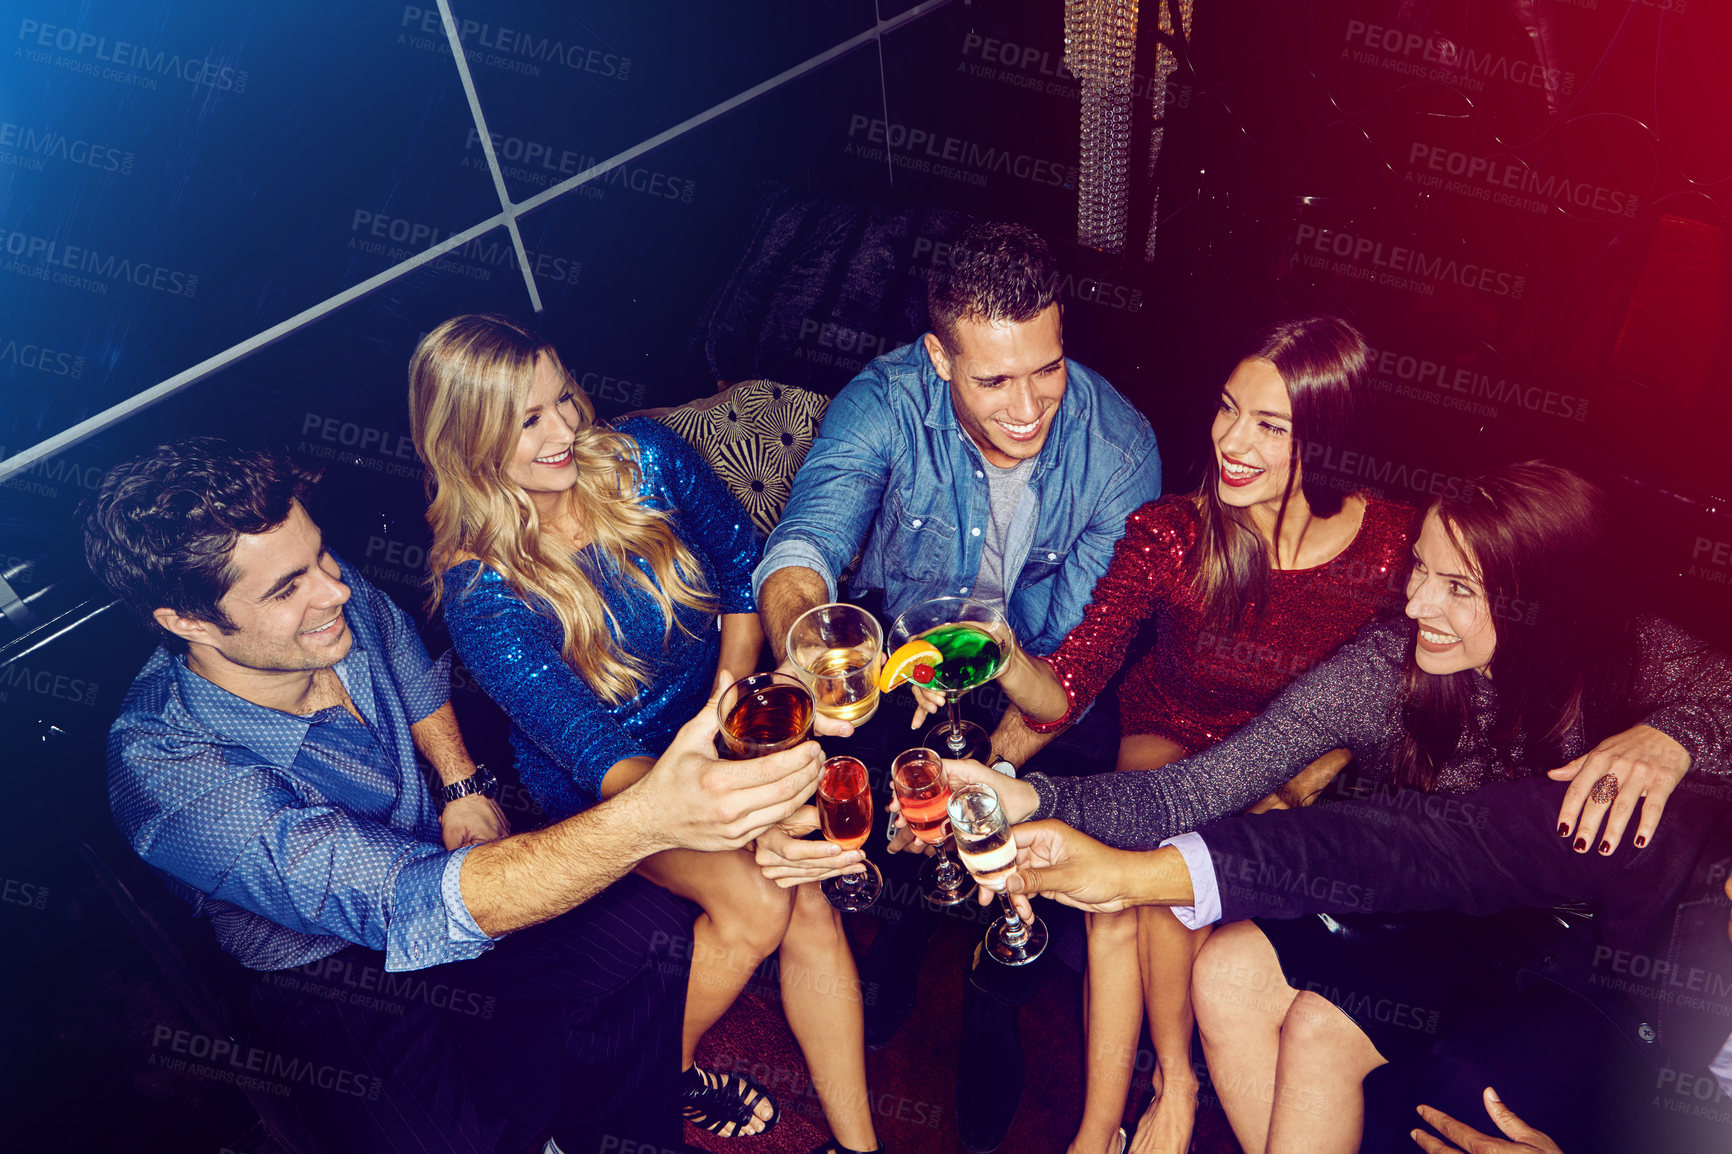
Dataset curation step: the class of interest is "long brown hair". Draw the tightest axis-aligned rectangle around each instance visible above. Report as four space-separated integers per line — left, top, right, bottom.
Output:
1390 462 1624 791
1190 316 1368 632
408 314 715 704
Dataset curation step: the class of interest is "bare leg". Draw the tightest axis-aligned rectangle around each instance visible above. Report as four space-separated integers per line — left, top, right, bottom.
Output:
1122 733 1200 1154
1265 992 1385 1154
1192 923 1300 1154
636 847 791 1133
1128 910 1209 1154
778 883 877 1151
1070 908 1142 1154
1063 733 1192 1154
1116 734 1190 775
1245 749 1351 815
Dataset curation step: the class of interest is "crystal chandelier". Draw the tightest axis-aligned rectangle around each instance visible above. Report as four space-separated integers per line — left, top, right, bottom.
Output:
1064 0 1194 259
1065 0 1140 253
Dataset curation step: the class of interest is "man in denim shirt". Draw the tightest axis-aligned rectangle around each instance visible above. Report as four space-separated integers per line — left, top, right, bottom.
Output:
754 222 1161 1151
89 439 820 1154
756 222 1161 745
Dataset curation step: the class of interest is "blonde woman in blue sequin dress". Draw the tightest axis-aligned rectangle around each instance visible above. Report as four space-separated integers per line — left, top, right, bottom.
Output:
409 314 879 1153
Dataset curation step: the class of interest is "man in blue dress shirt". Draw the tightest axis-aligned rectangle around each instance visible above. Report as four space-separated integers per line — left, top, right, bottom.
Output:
87 438 821 1154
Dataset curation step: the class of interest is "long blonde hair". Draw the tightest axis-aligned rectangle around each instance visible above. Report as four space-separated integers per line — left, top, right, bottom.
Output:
409 314 716 704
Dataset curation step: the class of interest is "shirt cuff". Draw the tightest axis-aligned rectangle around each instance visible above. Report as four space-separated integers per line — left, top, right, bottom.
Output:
1640 706 1715 775
1711 1032 1732 1100
1159 832 1221 930
1025 772 1059 821
752 539 836 605
441 845 492 944
718 583 757 616
384 846 492 972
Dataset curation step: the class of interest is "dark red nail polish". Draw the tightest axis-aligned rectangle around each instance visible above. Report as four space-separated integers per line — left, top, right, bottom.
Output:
1574 837 1587 852
1634 835 1647 849
1598 840 1611 855
1557 823 1569 837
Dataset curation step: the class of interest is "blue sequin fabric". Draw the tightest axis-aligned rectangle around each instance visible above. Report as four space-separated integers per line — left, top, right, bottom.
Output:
442 418 761 821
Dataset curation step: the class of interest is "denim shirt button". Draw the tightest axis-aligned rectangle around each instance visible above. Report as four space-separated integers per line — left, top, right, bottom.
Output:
912 518 923 528
971 527 981 536
975 470 984 478
1047 552 1058 561
959 586 969 594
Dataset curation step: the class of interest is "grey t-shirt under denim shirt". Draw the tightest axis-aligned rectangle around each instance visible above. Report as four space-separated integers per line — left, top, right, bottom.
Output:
971 455 1036 607
752 339 1163 657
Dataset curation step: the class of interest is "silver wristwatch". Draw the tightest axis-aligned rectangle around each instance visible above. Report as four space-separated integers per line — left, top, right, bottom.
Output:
440 763 499 805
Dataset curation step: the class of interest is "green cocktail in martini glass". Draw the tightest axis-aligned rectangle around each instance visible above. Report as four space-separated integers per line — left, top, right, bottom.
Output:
889 596 1012 763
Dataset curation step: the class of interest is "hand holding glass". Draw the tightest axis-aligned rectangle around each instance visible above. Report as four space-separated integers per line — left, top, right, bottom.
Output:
889 597 1011 762
948 782 1047 965
717 672 813 759
787 603 883 725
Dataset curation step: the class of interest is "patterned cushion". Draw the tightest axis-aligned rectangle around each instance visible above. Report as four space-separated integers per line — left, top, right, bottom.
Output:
628 380 828 536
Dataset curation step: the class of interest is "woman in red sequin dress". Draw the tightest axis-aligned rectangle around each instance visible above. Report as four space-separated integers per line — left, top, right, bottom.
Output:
995 317 1414 1154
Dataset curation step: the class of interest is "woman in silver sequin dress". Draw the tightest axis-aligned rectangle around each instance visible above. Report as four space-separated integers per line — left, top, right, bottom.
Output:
966 461 1732 1154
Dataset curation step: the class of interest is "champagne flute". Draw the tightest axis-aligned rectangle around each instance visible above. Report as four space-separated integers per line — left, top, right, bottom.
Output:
817 756 882 911
890 747 976 907
786 603 883 725
888 596 1011 762
948 782 1047 966
716 672 813 759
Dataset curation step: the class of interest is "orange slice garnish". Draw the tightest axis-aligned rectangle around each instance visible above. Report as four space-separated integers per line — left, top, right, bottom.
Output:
879 640 942 692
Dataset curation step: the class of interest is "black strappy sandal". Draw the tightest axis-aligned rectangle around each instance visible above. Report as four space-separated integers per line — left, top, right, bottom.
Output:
680 1064 780 1137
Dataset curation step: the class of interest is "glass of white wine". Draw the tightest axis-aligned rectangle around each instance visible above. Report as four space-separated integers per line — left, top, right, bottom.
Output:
786 602 883 725
948 782 1046 965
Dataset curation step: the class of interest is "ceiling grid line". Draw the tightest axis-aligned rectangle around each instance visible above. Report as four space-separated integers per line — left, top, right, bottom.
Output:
0 0 957 485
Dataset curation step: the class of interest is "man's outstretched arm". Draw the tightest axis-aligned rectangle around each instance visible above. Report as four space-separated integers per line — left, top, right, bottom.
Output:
997 820 1193 918
458 687 821 937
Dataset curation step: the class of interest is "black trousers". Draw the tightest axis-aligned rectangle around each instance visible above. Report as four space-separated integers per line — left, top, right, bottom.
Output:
247 874 692 1154
1360 978 1693 1154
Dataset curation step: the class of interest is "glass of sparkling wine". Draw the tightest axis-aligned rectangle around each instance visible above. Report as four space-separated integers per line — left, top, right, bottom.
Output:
716 672 814 759
948 782 1047 966
890 747 976 907
889 596 1011 762
817 756 882 911
786 603 883 725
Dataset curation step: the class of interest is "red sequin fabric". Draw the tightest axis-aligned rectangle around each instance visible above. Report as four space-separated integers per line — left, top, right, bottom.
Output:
1031 493 1415 752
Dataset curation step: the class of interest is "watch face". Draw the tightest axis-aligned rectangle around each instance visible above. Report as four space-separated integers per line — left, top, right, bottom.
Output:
442 767 497 804
990 759 1016 778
